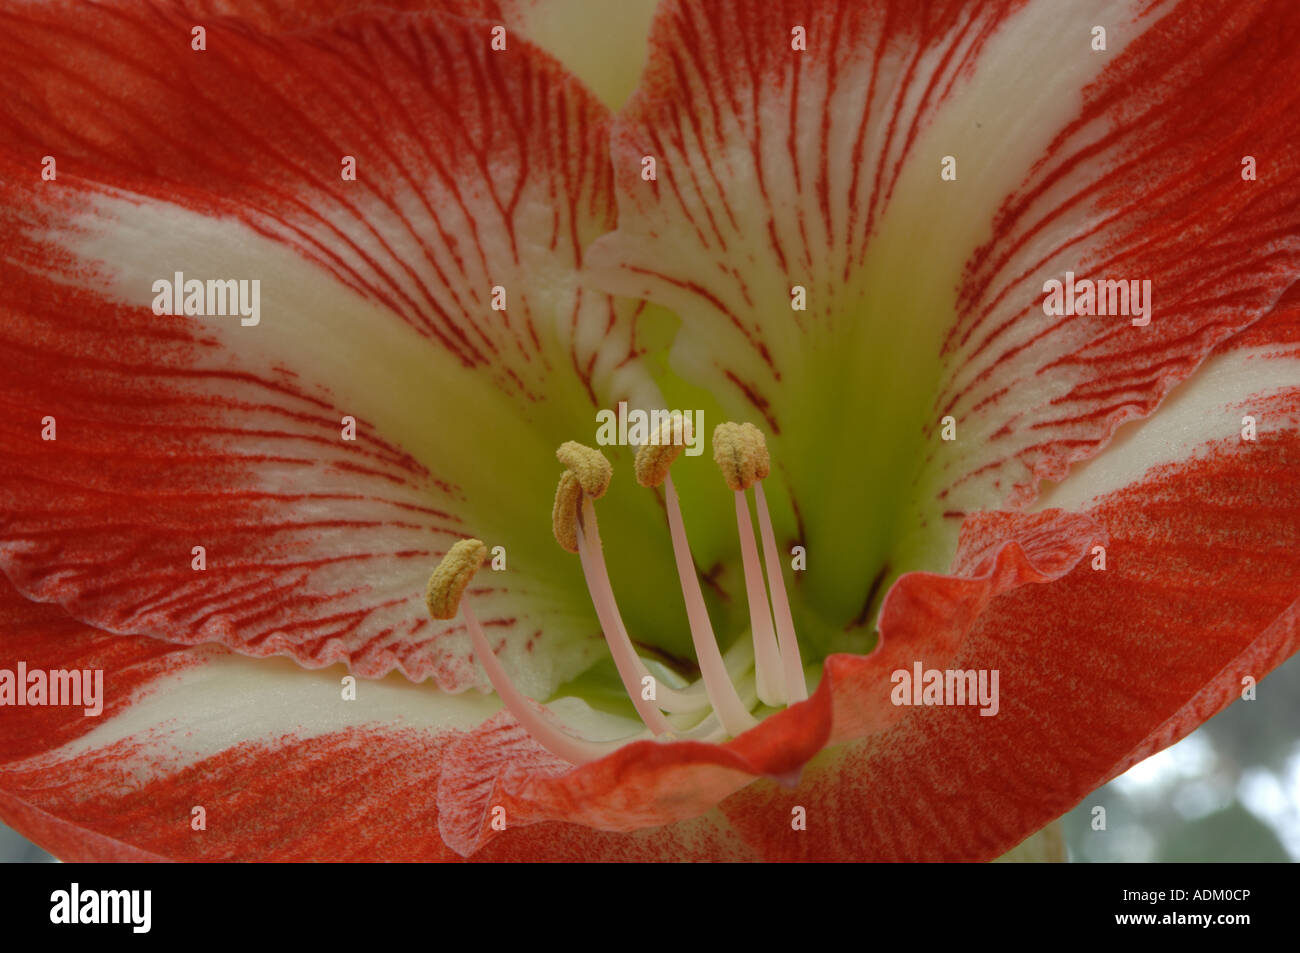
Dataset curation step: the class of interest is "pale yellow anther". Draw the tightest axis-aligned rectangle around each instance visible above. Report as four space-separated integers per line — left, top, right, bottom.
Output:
712 421 771 491
634 417 694 487
552 470 582 553
556 441 612 498
426 538 488 620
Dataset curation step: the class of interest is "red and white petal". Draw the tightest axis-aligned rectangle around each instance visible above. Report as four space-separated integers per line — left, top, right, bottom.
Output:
711 303 1300 861
0 576 767 861
0 3 669 694
156 0 508 32
0 581 203 766
431 297 1300 859
174 1 663 109
11 298 1294 860
586 0 1300 625
932 0 1300 517
501 0 663 109
430 507 1100 856
1034 282 1300 775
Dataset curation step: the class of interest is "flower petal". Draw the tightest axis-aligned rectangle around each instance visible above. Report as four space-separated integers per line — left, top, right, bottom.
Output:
11 297 1293 860
0 574 768 861
586 0 1300 627
710 303 1300 860
0 2 675 693
431 294 1300 858
1034 282 1300 776
0 569 474 861
0 581 203 766
432 507 1100 856
188 0 663 110
155 0 509 31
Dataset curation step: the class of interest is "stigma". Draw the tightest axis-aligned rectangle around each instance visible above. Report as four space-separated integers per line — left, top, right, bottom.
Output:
425 419 808 764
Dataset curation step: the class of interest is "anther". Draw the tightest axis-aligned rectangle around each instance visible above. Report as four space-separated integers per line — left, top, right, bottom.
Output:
634 417 693 487
426 538 487 620
712 422 770 491
552 470 582 553
556 441 612 498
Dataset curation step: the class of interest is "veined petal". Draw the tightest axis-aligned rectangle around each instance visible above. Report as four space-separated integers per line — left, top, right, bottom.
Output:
432 294 1300 859
1034 283 1300 777
0 580 204 765
150 0 509 31
712 301 1300 861
501 0 663 110
0 2 678 694
0 576 764 861
0 582 481 861
926 0 1300 537
432 507 1098 856
168 0 659 111
586 0 1300 629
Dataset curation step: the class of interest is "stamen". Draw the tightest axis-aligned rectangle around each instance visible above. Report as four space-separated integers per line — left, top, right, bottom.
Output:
569 492 710 716
663 472 758 736
572 497 673 734
634 416 693 488
426 538 624 764
625 420 729 712
732 489 785 706
754 481 809 703
462 600 625 764
712 422 809 705
556 441 612 497
425 420 810 767
712 421 770 491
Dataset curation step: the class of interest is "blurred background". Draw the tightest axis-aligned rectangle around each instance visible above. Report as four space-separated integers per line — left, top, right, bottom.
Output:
2 650 1297 862
1061 648 1300 862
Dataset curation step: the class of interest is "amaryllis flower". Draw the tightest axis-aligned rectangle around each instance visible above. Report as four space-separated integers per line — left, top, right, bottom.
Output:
0 0 1296 862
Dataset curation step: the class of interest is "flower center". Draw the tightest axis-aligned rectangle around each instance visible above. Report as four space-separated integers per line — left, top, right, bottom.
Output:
425 419 810 763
